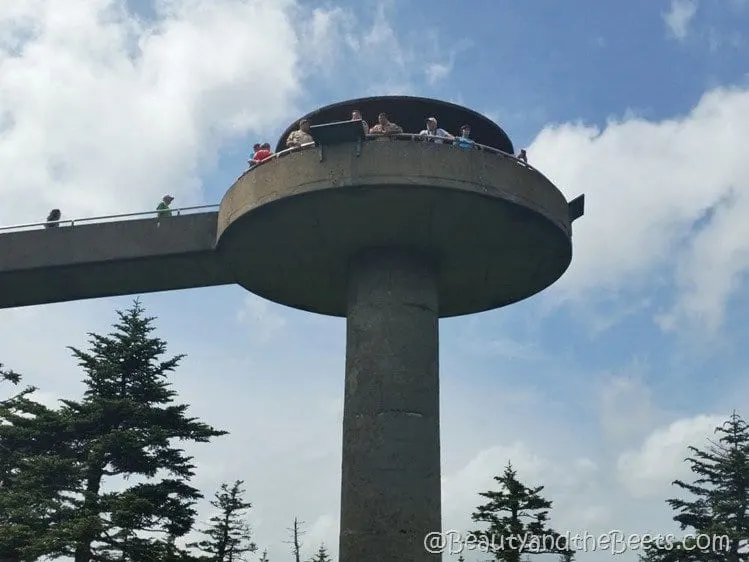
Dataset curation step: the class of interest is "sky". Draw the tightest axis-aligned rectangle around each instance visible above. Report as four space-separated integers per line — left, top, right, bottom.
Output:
1 0 749 560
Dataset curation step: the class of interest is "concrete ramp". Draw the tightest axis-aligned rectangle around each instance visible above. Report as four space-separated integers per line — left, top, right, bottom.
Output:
0 212 233 309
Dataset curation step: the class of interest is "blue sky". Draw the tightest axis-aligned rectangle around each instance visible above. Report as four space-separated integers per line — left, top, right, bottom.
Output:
2 0 749 560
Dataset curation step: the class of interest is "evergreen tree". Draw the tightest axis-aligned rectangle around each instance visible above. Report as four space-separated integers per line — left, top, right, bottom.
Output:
43 300 228 562
0 368 76 561
641 412 748 562
286 518 305 562
308 544 332 562
0 363 33 406
471 462 573 562
189 480 258 561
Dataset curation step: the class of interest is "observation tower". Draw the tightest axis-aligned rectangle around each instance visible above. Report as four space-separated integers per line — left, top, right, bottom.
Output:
222 96 584 561
0 96 584 562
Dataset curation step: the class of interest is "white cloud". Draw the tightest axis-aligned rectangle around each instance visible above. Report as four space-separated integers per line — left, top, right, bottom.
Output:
598 368 659 442
530 86 749 335
424 39 473 86
2 2 748 562
0 0 310 226
425 62 451 85
617 414 724 498
663 0 699 40
0 0 463 231
237 294 287 342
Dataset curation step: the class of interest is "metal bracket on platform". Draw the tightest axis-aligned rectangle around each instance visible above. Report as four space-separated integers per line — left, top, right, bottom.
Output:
310 119 366 164
568 194 585 223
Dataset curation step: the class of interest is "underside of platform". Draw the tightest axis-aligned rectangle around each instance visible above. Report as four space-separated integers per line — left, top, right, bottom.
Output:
218 138 574 318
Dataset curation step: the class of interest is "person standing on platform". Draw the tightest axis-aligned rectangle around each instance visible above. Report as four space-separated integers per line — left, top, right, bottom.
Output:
252 143 273 165
369 112 403 136
419 117 453 144
351 110 369 135
454 125 475 149
156 195 174 218
286 119 314 148
45 208 61 228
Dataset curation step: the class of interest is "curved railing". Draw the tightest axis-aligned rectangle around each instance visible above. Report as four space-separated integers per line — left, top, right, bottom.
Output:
0 204 220 233
0 136 540 233
239 133 539 182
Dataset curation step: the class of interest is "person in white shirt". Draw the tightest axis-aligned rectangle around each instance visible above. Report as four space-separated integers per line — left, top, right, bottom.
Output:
419 117 454 144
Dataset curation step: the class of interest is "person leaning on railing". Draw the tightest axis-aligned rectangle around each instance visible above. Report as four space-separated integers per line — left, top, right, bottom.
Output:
419 117 454 144
286 119 314 148
453 124 475 149
369 112 403 136
248 143 261 167
250 143 273 166
156 195 174 218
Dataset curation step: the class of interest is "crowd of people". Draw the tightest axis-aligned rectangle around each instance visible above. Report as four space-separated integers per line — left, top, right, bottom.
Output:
247 110 529 168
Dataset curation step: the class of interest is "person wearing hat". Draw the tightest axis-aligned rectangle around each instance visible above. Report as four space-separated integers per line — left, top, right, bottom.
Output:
454 124 475 149
419 117 453 144
156 195 174 218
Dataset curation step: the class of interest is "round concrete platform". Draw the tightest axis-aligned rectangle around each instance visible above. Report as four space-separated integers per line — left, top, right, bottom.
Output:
216 138 572 318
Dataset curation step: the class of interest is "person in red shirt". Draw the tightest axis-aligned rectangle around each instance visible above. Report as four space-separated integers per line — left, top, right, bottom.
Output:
251 142 273 166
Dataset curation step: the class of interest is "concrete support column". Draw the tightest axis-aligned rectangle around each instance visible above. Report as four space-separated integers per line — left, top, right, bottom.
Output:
339 248 442 562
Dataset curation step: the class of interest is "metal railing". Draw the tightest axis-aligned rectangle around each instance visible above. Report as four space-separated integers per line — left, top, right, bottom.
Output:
240 133 538 177
1 135 537 233
0 204 220 233
388 133 539 172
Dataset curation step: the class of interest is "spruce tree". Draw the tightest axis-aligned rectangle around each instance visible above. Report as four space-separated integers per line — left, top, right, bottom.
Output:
0 368 76 561
286 518 305 562
308 544 332 562
44 300 227 562
641 412 748 562
0 364 33 406
471 462 573 562
189 480 258 561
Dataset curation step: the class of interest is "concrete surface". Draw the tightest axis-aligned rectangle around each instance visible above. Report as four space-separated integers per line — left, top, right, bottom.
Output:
217 137 572 318
0 213 232 309
340 248 441 562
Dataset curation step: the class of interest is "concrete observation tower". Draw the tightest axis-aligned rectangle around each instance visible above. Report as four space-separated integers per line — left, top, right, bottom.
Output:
0 96 584 562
